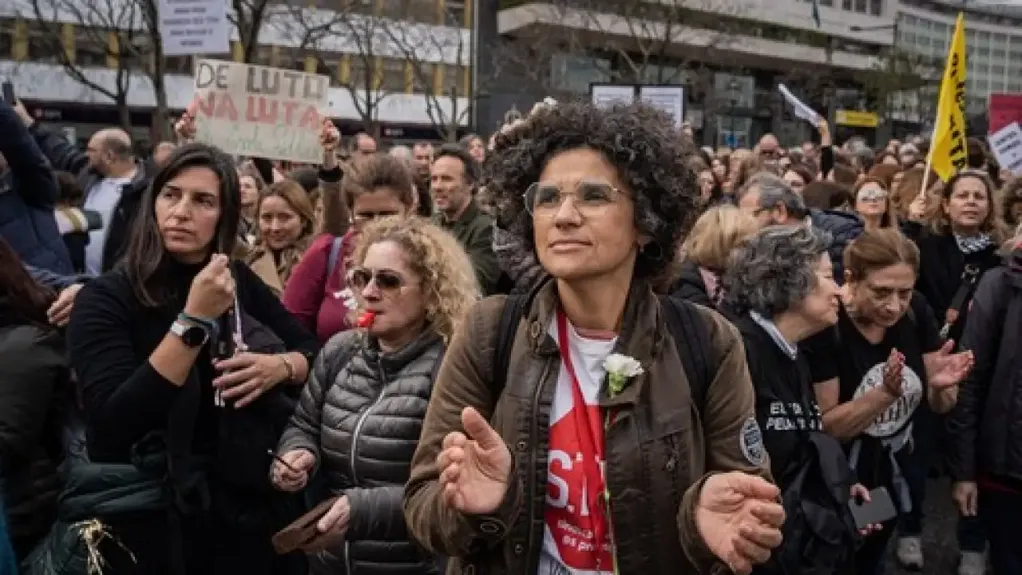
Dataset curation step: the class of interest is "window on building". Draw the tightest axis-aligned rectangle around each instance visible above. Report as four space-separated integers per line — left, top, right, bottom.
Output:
549 52 610 93
26 21 63 62
853 0 867 13
165 56 192 74
412 61 433 92
842 0 852 10
380 57 405 91
349 55 371 89
343 0 376 15
254 45 275 66
382 0 434 23
868 0 882 15
316 53 341 82
74 27 107 67
444 0 466 26
0 20 12 59
438 64 467 97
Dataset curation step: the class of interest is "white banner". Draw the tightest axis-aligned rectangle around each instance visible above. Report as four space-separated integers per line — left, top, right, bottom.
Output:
158 0 230 56
191 59 330 163
988 122 1022 176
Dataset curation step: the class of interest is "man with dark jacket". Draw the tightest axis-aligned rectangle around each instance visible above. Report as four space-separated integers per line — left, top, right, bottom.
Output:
0 101 73 274
12 102 148 275
948 240 1022 575
736 171 863 282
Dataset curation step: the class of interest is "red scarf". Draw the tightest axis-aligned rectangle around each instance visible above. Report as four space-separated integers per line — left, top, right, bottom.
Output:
555 309 610 563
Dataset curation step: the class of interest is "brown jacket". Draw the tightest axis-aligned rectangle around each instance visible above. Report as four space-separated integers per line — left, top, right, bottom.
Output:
404 279 772 574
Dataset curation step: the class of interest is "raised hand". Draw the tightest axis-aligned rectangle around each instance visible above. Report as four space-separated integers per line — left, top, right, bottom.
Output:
436 407 512 515
183 254 235 320
882 348 905 397
174 105 198 142
925 340 975 389
695 472 785 575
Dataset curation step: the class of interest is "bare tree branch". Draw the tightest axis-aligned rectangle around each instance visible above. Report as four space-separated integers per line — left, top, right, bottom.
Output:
278 4 396 137
20 0 146 130
381 8 474 141
228 0 275 64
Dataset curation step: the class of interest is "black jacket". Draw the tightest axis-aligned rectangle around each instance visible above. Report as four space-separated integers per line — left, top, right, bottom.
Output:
0 102 73 274
948 246 1022 485
905 223 1001 345
670 261 716 308
0 320 69 559
808 209 863 283
28 124 149 273
279 329 444 575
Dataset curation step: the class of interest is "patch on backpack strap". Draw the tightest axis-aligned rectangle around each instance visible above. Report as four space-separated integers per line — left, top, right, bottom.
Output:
739 417 766 466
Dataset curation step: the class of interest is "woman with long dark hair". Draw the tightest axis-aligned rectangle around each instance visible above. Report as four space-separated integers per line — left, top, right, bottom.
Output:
60 143 319 575
0 237 69 567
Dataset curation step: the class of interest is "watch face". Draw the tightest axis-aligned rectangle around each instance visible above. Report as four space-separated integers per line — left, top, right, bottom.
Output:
181 325 208 347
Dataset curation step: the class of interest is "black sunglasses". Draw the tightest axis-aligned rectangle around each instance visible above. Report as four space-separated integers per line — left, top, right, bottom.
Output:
348 267 404 292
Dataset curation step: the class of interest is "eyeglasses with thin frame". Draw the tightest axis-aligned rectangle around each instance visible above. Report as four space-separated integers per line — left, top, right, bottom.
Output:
352 210 402 226
347 267 404 294
523 180 625 218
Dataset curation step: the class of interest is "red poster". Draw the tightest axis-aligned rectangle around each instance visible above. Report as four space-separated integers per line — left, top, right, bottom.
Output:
989 93 1022 134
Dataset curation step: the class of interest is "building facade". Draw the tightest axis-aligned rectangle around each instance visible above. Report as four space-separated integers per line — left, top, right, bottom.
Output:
485 0 900 147
892 0 1022 131
0 0 474 147
483 0 1022 146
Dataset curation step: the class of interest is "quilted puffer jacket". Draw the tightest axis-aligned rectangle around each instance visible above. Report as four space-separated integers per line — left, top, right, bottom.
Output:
278 328 444 575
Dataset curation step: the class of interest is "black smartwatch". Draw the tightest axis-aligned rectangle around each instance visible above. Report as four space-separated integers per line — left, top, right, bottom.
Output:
170 319 210 348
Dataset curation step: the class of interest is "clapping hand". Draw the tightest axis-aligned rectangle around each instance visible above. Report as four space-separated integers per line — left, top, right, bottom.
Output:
694 472 785 574
925 340 974 390
881 348 905 397
436 407 512 515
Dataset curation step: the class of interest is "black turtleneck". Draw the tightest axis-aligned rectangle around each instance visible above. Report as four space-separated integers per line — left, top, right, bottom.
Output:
66 259 319 463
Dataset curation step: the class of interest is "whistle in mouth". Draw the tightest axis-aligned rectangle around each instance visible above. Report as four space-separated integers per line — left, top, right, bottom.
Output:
357 311 377 328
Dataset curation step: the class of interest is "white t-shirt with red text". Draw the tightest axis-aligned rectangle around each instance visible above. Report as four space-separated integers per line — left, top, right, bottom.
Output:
537 319 616 575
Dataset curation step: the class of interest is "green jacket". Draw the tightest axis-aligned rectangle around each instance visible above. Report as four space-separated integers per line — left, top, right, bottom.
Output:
434 200 501 295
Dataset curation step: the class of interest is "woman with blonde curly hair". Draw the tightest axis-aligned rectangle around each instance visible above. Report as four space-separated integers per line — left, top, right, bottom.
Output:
245 180 316 296
271 216 479 575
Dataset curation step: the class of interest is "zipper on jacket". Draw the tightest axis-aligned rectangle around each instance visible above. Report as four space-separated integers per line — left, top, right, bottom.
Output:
344 541 353 575
349 364 389 486
525 360 554 571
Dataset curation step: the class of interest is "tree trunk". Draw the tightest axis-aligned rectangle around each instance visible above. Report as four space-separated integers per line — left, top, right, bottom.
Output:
117 97 132 134
150 44 170 142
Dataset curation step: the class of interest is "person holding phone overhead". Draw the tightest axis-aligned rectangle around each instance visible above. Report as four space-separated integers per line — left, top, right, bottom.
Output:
61 143 319 575
801 228 974 575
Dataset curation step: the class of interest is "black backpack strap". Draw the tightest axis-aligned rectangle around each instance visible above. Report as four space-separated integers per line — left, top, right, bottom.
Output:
491 294 529 395
659 295 718 411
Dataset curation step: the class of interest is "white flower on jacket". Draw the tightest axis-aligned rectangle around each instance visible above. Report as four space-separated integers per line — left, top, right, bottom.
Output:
603 353 644 396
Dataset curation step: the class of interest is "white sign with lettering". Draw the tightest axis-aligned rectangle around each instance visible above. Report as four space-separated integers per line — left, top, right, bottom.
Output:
158 0 230 56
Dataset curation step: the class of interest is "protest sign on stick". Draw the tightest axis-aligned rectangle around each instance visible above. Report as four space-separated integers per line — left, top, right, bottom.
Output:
191 59 330 163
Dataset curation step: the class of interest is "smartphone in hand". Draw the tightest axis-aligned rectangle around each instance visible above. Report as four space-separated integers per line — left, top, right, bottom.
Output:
848 486 898 529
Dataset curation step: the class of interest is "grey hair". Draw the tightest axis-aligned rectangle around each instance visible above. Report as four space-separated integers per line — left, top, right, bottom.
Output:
722 225 833 317
737 172 807 219
388 145 413 161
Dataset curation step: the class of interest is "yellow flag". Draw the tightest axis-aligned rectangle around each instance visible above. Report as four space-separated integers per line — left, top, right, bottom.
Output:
928 12 968 181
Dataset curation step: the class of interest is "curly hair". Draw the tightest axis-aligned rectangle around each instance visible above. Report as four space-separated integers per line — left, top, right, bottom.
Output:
1002 176 1022 227
722 225 832 317
485 100 700 282
352 217 480 343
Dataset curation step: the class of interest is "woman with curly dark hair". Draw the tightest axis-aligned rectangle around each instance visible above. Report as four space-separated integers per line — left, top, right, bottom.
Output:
0 236 69 565
404 101 784 575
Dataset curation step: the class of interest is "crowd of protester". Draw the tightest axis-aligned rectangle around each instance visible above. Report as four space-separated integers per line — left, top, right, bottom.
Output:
1 90 1021 575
